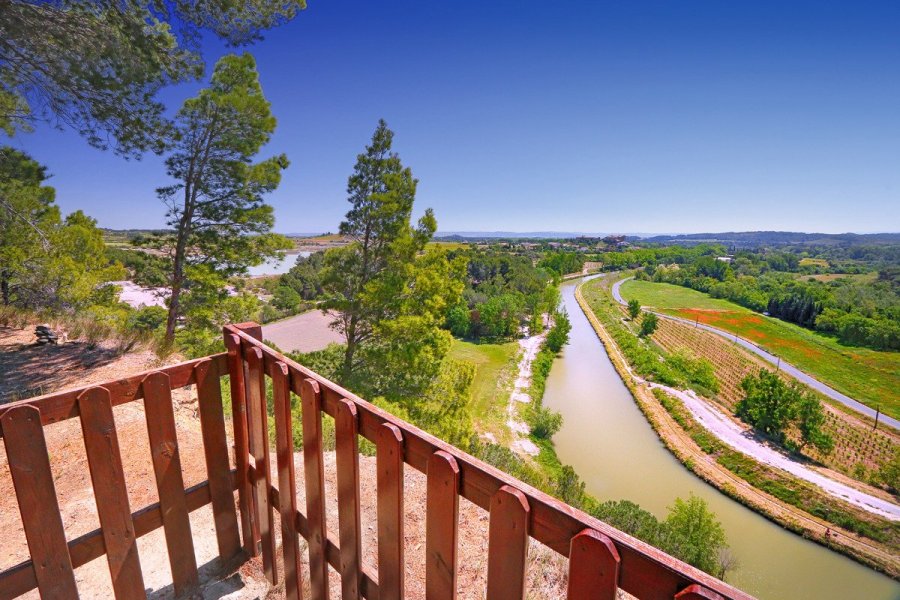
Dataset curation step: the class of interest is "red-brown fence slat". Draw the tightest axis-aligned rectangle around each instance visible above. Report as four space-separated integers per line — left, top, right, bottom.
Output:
78 387 146 599
301 377 329 600
425 451 460 600
1 405 78 598
567 529 620 600
224 331 256 555
486 485 530 600
272 361 304 600
376 423 405 600
675 584 726 600
244 345 278 584
195 358 241 559
335 399 363 600
142 371 199 597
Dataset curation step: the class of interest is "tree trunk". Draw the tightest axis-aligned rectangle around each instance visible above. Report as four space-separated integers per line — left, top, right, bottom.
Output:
341 317 357 383
1 270 9 306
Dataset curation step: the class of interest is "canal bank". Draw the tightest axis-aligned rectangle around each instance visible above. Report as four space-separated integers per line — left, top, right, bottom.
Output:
542 275 899 599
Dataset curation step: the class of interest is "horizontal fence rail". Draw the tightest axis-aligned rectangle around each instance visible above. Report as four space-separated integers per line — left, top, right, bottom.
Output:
224 323 754 600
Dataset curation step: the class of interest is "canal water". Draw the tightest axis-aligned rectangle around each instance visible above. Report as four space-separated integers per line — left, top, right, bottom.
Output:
543 276 899 599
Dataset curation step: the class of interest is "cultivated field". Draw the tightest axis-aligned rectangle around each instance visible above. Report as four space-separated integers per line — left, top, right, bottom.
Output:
650 317 899 479
620 279 900 420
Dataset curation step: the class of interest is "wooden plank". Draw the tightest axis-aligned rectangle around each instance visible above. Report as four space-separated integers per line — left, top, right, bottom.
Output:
335 399 362 600
0 477 233 600
425 451 460 600
244 345 278 584
301 377 330 600
0 353 228 434
195 358 242 560
227 325 753 600
272 361 304 600
224 332 256 555
567 529 620 600
675 584 726 600
0 405 78 598
376 423 405 600
78 387 146 599
142 371 199 597
486 485 530 600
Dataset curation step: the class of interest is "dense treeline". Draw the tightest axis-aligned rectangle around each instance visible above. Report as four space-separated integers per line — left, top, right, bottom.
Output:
537 251 584 277
606 243 899 350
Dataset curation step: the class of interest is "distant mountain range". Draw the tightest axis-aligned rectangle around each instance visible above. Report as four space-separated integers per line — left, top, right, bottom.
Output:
434 231 900 246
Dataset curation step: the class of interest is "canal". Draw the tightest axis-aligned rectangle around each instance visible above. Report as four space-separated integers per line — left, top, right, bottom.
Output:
543 276 899 599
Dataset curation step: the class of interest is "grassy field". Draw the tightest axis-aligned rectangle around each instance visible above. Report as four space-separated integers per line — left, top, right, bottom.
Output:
620 279 900 419
449 338 519 441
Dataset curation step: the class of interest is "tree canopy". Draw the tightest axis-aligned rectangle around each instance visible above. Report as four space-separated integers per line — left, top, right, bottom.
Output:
146 53 290 343
0 0 305 155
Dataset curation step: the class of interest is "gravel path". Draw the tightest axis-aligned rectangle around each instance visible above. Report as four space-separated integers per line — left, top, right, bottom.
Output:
612 276 900 431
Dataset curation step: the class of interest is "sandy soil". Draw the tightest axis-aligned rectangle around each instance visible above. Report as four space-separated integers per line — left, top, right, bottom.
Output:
0 326 166 403
507 329 546 457
261 311 344 354
111 280 168 309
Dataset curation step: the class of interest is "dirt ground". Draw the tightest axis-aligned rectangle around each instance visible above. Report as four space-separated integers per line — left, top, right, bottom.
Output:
261 310 344 354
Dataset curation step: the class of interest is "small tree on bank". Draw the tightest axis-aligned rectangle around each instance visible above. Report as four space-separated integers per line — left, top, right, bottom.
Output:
640 311 659 337
627 298 642 320
737 369 833 453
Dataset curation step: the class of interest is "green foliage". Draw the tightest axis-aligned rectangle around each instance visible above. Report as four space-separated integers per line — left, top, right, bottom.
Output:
0 1 304 155
544 310 571 353
125 305 167 333
280 251 326 300
528 404 563 439
627 298 641 320
639 311 658 337
537 251 584 277
146 53 291 344
875 448 900 493
663 495 729 576
665 351 719 395
105 247 169 288
445 303 471 338
322 120 465 387
737 370 833 452
477 293 525 338
272 285 302 311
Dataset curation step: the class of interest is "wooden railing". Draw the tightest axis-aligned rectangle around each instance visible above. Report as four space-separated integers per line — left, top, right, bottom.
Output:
0 321 754 599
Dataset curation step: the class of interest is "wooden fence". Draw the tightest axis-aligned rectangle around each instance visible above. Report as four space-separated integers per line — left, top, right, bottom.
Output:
0 321 754 599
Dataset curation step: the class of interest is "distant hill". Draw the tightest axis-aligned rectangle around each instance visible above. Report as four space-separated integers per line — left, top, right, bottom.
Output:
637 231 900 247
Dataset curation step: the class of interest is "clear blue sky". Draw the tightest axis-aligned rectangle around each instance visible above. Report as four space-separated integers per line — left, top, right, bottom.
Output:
8 1 900 234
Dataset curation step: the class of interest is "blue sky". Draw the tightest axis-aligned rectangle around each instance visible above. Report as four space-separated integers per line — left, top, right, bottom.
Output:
8 1 900 234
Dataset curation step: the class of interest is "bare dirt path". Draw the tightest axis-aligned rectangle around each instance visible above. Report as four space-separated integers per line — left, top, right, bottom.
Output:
507 330 546 457
261 310 343 353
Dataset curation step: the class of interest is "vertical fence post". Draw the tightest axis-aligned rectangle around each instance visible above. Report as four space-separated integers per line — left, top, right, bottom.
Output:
195 358 241 560
1 405 79 598
301 378 329 600
425 451 460 600
78 387 146 599
272 361 304 600
225 329 256 555
486 486 530 600
566 529 620 600
376 423 405 600
244 345 278 585
142 372 199 597
335 399 362 600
